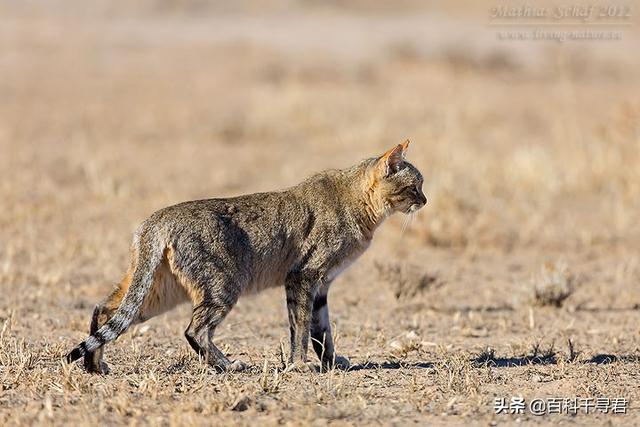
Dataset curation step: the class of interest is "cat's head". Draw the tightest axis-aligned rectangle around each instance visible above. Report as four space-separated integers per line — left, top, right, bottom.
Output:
369 141 427 215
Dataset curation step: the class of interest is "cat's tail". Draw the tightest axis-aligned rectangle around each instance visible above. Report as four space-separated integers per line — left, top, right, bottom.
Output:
66 231 164 364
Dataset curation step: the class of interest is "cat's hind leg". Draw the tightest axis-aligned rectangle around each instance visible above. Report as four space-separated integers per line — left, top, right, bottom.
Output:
169 266 242 369
166 242 246 371
183 299 245 372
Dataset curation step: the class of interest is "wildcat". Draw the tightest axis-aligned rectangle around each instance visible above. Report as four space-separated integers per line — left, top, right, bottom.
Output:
66 141 426 373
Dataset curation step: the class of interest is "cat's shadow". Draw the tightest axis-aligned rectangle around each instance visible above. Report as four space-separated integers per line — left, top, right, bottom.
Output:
161 353 640 375
346 353 640 371
347 361 433 371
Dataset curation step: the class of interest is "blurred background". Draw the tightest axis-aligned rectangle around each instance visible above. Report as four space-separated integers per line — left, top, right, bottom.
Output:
1 0 640 308
2 2 640 423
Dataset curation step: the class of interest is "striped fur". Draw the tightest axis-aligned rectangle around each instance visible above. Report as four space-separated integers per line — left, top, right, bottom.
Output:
66 229 164 363
66 142 426 373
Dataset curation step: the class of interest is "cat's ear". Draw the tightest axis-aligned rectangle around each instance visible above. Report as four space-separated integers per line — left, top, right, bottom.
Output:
401 139 410 152
377 144 404 177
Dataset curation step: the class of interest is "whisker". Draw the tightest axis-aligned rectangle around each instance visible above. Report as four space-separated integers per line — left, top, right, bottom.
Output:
401 211 415 235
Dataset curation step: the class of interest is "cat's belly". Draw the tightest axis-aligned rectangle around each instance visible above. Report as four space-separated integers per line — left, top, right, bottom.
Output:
326 259 354 282
240 239 370 294
242 262 289 295
326 256 357 283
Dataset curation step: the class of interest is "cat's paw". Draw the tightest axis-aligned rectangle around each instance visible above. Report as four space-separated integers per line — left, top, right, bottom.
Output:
284 361 317 373
84 359 110 375
225 360 248 372
333 355 351 370
322 355 351 371
98 361 111 374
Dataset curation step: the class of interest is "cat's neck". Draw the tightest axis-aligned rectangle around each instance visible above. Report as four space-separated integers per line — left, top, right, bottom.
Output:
343 165 390 239
294 160 390 239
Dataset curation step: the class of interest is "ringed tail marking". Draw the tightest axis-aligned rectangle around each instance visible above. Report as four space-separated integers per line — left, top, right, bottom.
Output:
66 232 164 364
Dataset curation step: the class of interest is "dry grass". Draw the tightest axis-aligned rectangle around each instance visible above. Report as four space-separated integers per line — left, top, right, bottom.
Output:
1 1 640 425
531 262 577 308
374 261 443 300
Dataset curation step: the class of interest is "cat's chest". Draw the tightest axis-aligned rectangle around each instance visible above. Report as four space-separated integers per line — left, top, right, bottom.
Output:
325 240 370 282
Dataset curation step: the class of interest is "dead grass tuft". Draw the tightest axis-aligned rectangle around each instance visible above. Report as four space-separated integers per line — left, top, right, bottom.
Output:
531 261 577 308
374 261 443 300
432 351 481 397
473 341 558 367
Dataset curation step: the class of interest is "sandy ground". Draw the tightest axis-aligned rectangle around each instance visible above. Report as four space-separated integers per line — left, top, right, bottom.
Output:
1 1 640 425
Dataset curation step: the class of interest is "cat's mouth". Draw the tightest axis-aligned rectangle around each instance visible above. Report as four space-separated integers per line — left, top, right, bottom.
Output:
405 193 428 214
406 200 426 214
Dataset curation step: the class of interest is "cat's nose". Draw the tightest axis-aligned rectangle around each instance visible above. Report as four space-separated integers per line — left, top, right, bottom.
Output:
419 193 427 206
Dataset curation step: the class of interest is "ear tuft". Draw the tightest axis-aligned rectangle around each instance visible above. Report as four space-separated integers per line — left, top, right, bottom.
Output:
401 139 410 152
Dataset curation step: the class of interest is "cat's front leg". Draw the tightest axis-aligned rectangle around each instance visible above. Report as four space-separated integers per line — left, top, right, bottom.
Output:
284 278 316 371
311 284 350 371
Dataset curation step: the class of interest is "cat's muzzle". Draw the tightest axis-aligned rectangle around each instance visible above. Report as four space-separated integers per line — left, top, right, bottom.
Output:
407 199 427 213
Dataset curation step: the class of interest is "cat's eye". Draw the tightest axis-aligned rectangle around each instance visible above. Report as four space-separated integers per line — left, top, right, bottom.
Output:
404 186 419 196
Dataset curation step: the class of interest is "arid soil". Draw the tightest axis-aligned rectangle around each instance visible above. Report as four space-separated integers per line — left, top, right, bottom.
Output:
1 1 639 425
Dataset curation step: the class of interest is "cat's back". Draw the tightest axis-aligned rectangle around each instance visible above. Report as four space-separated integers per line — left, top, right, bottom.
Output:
142 190 299 236
137 166 366 254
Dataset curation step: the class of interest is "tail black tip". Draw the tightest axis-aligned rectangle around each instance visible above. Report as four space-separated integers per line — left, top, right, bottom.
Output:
66 344 86 363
